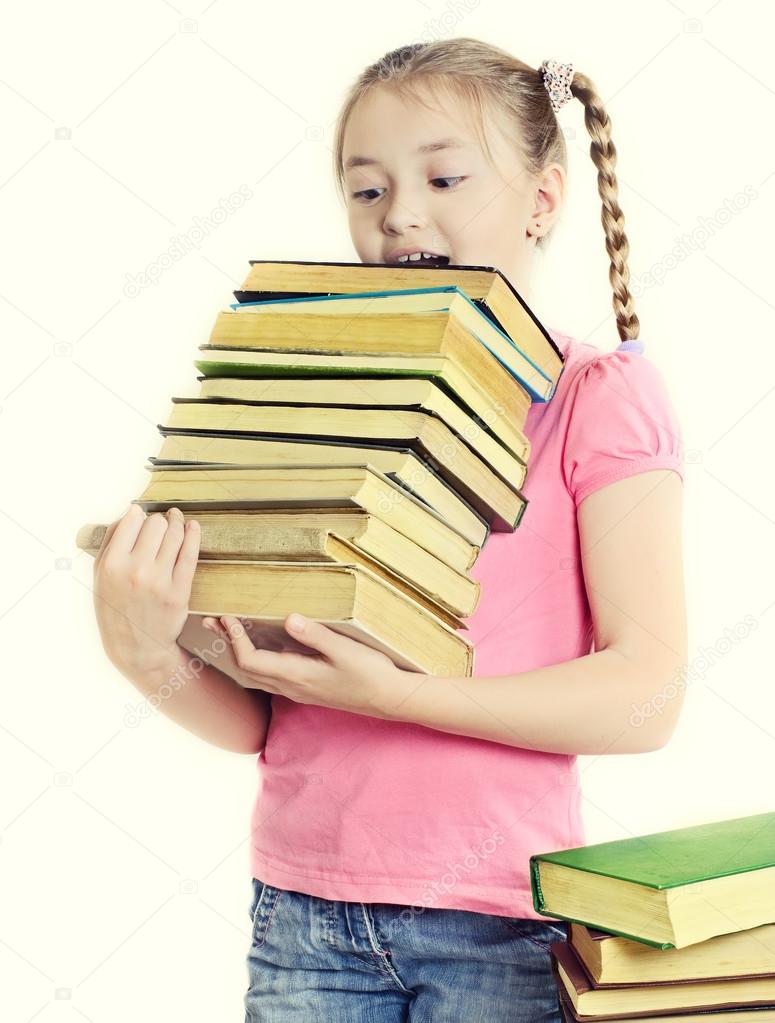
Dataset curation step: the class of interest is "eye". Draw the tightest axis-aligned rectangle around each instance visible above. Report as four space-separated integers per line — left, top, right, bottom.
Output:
350 177 466 204
431 176 465 190
351 187 384 204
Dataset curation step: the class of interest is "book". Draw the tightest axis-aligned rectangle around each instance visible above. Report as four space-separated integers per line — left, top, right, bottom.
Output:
77 516 479 621
530 812 775 950
136 463 482 575
551 939 775 1018
229 285 554 402
233 259 564 394
159 398 527 532
177 560 474 677
195 373 530 465
558 987 775 1022
75 537 474 676
567 921 775 987
148 435 488 550
193 345 532 453
210 301 553 404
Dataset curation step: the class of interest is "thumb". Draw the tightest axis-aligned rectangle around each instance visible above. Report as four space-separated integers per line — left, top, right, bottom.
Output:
284 614 344 660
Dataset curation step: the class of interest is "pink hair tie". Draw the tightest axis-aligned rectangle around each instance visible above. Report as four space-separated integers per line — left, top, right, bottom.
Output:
539 59 574 113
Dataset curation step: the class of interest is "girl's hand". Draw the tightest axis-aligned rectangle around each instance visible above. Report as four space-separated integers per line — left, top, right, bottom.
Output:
92 504 201 674
202 613 415 719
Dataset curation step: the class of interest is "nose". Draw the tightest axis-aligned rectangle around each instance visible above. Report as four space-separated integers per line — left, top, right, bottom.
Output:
381 189 428 236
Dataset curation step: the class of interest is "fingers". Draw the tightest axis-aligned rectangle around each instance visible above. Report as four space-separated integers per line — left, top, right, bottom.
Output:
208 625 281 693
100 503 147 560
219 615 314 679
95 503 198 593
219 616 265 671
130 509 171 561
156 507 186 575
202 616 228 640
171 516 201 594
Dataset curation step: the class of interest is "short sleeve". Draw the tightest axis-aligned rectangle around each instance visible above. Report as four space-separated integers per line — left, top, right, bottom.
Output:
561 350 684 506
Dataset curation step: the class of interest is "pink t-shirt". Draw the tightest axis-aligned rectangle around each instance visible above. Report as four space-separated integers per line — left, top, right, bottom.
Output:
247 328 685 918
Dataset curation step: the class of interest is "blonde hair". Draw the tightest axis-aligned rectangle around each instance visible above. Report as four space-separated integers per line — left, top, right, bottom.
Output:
332 38 639 343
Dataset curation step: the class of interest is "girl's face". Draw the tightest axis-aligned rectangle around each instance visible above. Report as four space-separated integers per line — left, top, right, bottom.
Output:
341 83 564 297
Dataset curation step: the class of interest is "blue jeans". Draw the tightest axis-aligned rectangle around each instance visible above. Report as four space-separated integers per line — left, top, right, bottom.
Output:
244 876 566 1021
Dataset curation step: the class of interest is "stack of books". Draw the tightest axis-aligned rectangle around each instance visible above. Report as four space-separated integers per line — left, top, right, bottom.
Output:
77 258 564 680
529 811 775 1020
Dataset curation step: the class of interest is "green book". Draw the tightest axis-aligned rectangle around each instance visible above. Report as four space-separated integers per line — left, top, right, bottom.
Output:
193 344 532 463
530 811 775 950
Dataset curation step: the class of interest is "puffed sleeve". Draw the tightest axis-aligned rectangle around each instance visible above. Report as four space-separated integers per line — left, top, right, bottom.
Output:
561 350 684 507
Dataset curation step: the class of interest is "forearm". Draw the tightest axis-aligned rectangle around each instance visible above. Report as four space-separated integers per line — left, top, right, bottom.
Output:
116 642 272 755
381 647 680 755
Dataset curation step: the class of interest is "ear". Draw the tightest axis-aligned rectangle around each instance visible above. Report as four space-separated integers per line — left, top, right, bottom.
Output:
528 161 566 237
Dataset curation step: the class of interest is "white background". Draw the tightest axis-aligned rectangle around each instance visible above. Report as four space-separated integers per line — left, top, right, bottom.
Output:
2 0 774 1018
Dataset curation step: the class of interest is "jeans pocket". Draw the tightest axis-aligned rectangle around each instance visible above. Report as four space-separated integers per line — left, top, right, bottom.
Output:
249 877 282 949
248 877 265 922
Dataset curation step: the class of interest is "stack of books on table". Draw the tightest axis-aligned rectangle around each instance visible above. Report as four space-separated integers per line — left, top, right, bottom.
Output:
529 811 775 1021
77 258 564 680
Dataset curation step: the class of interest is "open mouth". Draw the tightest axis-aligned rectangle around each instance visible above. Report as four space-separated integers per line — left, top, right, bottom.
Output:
390 252 451 267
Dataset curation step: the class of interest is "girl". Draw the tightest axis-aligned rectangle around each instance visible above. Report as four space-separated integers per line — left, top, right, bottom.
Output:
92 38 687 1023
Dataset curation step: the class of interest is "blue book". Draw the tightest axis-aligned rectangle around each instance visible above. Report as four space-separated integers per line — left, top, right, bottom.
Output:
226 284 555 403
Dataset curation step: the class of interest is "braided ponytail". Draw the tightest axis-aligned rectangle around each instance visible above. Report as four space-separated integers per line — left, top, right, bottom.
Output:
568 71 639 343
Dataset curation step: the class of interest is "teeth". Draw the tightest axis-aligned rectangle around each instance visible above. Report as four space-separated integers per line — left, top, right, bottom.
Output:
396 251 444 262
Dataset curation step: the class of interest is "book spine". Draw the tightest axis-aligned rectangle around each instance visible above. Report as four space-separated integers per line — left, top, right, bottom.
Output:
529 857 676 950
514 494 529 529
467 296 556 388
529 856 545 911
